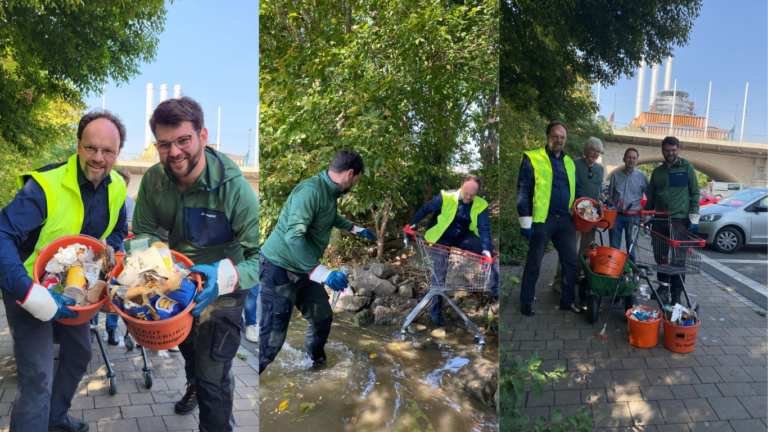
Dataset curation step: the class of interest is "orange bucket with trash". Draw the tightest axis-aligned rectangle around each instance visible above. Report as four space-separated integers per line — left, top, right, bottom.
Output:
592 246 627 277
101 252 126 313
597 206 618 229
572 197 602 233
109 251 201 350
662 316 700 354
626 306 661 348
33 235 110 326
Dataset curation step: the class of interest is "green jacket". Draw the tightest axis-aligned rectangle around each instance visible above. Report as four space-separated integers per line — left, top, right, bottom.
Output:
261 171 354 274
644 157 700 219
133 147 259 290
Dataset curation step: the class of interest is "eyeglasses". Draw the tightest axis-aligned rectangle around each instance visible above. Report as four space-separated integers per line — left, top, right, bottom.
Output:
156 130 200 154
589 166 594 179
82 145 118 158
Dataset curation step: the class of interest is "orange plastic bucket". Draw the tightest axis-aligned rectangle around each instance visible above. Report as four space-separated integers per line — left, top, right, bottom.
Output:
597 206 618 229
585 249 598 271
110 251 201 350
33 235 110 325
592 246 627 277
572 197 602 233
662 316 700 353
626 306 661 348
102 252 126 313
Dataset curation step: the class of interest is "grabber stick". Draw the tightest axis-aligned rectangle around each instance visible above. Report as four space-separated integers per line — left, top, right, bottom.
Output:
595 204 634 344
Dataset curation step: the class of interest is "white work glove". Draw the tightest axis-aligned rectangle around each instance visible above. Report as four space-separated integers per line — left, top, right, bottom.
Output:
19 283 78 322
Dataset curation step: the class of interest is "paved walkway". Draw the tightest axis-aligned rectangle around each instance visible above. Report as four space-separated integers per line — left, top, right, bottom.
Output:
501 250 768 432
0 304 259 432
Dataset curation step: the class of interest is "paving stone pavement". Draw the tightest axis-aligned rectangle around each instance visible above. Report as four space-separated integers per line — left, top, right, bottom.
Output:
0 303 259 432
501 250 768 432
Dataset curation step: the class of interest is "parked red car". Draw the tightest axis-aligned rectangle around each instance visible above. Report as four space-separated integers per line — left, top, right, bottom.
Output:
700 191 720 207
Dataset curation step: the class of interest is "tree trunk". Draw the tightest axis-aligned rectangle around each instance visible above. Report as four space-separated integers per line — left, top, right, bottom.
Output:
345 0 352 34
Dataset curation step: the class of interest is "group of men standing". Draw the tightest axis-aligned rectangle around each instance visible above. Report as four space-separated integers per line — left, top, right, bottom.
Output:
0 98 259 432
516 121 701 316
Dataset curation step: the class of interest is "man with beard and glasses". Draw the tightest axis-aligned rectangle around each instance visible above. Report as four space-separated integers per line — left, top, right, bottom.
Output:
258 148 377 373
0 111 128 432
132 97 259 432
643 136 700 305
517 121 585 317
608 148 648 264
408 174 499 327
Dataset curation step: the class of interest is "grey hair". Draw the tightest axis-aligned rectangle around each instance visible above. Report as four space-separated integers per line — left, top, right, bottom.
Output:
583 137 603 154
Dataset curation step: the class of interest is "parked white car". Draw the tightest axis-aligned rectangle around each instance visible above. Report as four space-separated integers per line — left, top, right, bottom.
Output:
698 188 768 253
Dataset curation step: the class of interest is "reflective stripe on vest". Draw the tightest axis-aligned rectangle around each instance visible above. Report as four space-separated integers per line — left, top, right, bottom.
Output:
524 147 576 223
424 190 488 243
17 154 126 277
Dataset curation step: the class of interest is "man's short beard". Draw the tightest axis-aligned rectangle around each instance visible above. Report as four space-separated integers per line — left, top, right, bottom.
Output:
164 146 203 182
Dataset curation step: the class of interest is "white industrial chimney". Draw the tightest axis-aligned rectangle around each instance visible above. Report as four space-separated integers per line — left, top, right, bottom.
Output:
634 57 647 119
174 85 183 99
145 83 154 149
160 84 169 102
663 56 674 91
649 64 660 106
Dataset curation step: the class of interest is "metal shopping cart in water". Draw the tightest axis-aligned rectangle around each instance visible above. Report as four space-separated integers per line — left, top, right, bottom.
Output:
400 225 496 346
629 210 706 310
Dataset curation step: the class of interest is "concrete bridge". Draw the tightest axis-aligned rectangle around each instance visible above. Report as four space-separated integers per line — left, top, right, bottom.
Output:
600 129 768 187
117 160 259 198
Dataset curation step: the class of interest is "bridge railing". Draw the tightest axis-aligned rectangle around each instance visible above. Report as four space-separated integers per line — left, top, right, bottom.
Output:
610 122 767 144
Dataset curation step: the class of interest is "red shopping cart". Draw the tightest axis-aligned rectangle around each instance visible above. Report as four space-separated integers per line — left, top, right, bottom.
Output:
629 210 706 309
401 225 495 345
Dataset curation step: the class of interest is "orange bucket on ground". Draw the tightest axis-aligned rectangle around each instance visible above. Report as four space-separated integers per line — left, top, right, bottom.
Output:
110 251 201 350
626 306 661 348
572 197 602 233
33 235 110 326
592 246 627 277
662 316 700 354
597 206 618 230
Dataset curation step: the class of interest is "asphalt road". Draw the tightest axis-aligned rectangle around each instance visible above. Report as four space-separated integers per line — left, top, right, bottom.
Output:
699 244 768 309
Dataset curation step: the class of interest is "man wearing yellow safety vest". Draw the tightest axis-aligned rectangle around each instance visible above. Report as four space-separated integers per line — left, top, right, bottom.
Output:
409 174 499 326
0 111 128 432
517 121 585 317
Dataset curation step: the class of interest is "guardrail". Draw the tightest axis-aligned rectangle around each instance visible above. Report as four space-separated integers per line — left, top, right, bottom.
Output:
610 123 767 144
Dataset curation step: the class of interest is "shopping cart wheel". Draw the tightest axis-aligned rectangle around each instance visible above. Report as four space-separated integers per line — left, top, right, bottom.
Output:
124 337 135 352
578 278 589 302
586 294 600 325
144 371 153 389
109 377 117 395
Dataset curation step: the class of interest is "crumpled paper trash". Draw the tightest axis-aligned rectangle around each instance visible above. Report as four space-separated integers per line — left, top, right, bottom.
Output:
45 243 88 274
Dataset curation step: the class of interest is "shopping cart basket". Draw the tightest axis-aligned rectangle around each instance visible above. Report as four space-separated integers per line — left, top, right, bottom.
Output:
400 225 495 345
630 211 706 309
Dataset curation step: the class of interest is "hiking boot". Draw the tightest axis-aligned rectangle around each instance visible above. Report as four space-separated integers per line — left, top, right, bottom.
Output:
107 329 119 346
311 357 327 369
430 315 445 327
670 291 682 306
48 415 89 432
174 383 198 415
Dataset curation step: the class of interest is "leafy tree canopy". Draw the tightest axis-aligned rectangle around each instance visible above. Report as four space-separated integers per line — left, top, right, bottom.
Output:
0 0 167 151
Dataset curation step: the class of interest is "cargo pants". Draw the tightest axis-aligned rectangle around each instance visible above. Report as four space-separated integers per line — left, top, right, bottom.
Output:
178 290 246 432
2 291 92 432
258 254 333 374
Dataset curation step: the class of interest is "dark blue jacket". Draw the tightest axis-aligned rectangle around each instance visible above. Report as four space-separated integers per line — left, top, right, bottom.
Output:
517 147 584 219
0 160 127 301
410 192 494 252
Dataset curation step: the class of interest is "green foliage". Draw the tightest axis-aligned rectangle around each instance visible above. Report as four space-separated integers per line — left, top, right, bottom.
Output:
259 0 497 258
0 0 167 151
0 139 78 208
500 0 702 123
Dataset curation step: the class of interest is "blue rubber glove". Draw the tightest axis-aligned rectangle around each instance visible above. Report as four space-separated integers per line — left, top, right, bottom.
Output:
51 293 78 320
688 214 700 235
520 227 533 242
324 271 349 292
352 225 377 242
189 260 239 317
689 224 699 234
18 283 78 322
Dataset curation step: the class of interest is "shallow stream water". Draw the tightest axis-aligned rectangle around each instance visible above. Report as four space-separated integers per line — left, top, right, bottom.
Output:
260 309 499 431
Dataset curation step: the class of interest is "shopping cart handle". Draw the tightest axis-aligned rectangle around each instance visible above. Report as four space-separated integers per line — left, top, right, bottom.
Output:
625 209 668 217
403 224 417 236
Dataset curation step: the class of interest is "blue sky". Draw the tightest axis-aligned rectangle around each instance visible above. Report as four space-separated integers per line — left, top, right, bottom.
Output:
596 0 767 140
84 0 258 165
